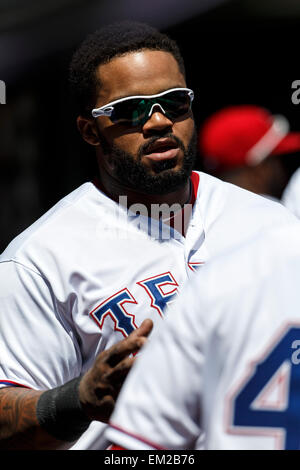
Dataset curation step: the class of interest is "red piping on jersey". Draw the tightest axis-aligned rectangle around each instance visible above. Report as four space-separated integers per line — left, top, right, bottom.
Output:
188 261 205 272
109 422 166 450
0 380 31 388
190 171 200 206
165 172 199 232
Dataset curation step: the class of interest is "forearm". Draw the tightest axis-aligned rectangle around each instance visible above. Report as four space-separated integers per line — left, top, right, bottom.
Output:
0 387 72 450
0 319 153 450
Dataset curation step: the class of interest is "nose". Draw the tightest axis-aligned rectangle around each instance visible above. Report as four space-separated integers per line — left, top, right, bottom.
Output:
142 104 173 135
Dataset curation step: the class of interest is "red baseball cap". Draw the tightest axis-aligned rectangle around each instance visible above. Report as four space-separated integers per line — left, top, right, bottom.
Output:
198 105 300 172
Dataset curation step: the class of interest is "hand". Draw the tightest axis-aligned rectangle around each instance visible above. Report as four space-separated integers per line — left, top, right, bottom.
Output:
78 318 153 423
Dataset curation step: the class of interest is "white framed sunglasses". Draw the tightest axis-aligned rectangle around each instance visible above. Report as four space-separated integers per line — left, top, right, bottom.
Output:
91 87 194 127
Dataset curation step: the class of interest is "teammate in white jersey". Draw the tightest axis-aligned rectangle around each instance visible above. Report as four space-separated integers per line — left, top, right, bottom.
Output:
106 223 300 450
0 22 297 450
282 166 300 219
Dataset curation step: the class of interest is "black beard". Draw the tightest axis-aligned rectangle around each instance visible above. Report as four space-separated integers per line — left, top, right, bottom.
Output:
102 129 197 195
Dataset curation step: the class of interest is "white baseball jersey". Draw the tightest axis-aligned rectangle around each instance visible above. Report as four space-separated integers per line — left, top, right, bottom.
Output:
0 171 296 449
106 223 300 450
282 167 300 219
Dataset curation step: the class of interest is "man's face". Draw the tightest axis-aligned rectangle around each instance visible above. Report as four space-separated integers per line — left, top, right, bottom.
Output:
93 49 196 194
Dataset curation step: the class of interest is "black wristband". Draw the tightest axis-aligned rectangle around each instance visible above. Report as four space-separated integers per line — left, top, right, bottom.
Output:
36 377 91 442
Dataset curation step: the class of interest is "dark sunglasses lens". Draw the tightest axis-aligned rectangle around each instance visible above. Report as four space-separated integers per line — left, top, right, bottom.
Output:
110 90 192 125
110 98 144 124
131 99 152 126
158 90 191 119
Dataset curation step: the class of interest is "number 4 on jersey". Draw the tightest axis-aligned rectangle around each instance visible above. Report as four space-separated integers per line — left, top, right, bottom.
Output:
229 326 300 449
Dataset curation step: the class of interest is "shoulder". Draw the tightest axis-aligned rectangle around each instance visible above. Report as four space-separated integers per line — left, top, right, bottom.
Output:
203 222 300 289
193 171 298 249
196 171 288 211
0 182 105 265
186 222 300 343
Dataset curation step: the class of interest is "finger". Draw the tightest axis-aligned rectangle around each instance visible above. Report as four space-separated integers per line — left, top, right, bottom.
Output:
106 356 138 397
132 318 154 338
106 320 153 367
106 335 148 367
108 356 136 383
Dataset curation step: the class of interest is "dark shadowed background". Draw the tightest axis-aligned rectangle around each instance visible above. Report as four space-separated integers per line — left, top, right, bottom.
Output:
0 0 300 251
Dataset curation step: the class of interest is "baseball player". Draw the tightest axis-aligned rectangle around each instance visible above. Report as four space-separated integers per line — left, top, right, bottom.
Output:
106 223 300 450
0 22 297 450
198 105 300 202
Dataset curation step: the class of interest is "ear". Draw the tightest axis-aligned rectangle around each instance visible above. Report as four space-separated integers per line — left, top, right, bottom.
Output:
77 116 100 146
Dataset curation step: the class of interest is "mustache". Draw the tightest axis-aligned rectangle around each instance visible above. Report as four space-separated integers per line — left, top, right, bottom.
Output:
138 132 186 160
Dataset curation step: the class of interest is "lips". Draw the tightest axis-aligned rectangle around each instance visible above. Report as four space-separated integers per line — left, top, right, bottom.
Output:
143 138 180 161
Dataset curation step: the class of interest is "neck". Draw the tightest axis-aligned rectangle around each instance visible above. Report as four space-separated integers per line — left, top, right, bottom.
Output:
97 165 192 211
95 167 195 237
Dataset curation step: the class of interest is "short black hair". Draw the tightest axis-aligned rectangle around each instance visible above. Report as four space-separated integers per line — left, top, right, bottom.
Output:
69 21 186 117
